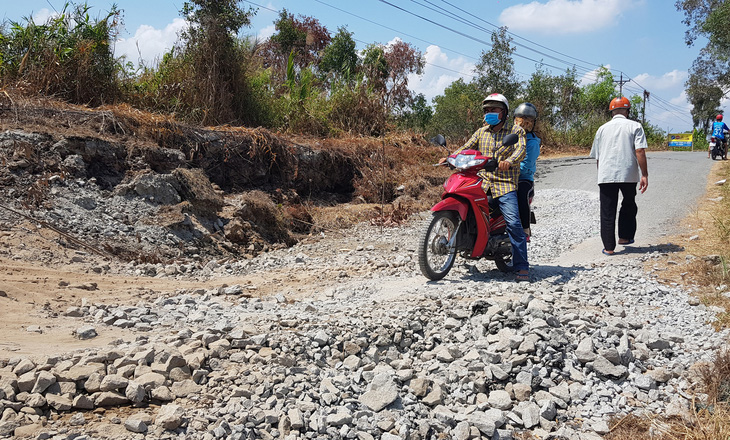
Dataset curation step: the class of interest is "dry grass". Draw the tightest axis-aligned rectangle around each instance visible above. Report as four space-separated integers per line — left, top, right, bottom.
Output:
655 160 730 329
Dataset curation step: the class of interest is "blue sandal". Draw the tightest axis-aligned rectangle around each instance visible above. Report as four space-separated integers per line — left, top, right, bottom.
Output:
602 249 615 256
618 239 635 245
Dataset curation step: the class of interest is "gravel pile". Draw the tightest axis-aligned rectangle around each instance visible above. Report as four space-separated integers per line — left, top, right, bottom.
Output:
0 129 725 439
1 183 727 440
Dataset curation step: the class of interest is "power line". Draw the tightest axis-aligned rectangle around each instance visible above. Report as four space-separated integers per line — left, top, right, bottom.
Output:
374 0 581 74
435 0 604 73
413 0 599 75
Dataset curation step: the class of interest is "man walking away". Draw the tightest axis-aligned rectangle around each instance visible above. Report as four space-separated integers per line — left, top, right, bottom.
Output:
589 97 649 256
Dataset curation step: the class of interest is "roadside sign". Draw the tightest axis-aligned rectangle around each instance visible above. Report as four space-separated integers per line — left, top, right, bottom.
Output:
668 133 692 147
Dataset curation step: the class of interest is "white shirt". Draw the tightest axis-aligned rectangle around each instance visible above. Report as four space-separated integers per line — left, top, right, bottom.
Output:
589 114 647 184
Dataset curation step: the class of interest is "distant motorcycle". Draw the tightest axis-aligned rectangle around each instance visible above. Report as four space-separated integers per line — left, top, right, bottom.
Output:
418 133 528 281
710 136 727 160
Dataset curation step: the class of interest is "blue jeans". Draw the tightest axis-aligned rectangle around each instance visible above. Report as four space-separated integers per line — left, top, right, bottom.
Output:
497 190 529 271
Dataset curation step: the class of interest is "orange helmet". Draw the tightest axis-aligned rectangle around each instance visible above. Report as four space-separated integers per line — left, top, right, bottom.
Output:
609 97 631 111
717 114 723 121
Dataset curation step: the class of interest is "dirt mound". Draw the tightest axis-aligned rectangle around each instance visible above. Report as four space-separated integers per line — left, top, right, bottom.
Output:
0 96 446 264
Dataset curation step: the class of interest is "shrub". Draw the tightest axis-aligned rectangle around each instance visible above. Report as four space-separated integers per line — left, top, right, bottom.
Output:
328 81 387 136
0 2 121 106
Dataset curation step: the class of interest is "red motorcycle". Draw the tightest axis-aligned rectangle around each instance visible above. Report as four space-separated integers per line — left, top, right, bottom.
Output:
418 133 521 281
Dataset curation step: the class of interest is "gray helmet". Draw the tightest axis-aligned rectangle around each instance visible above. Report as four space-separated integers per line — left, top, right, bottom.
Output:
514 102 538 120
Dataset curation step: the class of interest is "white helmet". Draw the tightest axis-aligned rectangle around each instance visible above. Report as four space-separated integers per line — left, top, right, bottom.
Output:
481 93 509 113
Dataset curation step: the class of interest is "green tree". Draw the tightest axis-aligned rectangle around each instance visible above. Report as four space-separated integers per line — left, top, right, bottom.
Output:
398 93 433 132
523 65 557 122
428 78 483 142
553 68 583 130
320 26 358 84
676 0 730 121
473 27 521 102
177 0 255 124
361 43 389 94
581 66 617 115
361 40 424 114
676 0 730 52
629 95 643 121
686 66 724 134
266 9 330 77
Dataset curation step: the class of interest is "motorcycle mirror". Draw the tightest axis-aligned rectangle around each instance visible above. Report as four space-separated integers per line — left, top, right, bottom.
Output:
430 134 446 147
502 133 519 147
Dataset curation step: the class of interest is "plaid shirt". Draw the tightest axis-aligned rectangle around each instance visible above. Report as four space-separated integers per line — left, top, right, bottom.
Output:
454 124 527 197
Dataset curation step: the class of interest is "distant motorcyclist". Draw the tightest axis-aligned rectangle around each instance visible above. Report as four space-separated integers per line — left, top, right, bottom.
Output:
513 102 541 242
439 93 529 281
711 114 730 159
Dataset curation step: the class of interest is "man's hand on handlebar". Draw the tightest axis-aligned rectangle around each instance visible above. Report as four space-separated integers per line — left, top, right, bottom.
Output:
438 157 448 165
498 160 511 171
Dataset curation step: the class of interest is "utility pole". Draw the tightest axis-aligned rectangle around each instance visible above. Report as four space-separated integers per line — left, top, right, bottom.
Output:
642 90 650 125
614 73 630 96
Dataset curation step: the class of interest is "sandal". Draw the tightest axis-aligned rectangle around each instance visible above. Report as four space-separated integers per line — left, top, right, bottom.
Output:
618 239 634 245
602 249 615 256
516 270 529 282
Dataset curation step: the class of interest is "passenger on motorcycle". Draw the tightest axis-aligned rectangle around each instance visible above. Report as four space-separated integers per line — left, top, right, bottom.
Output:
513 103 541 242
711 114 730 159
439 93 529 281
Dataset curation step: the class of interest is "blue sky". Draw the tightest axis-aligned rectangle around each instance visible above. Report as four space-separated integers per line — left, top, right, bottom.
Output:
3 0 723 134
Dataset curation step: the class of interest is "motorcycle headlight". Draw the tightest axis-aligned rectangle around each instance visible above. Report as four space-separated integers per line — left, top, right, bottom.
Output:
448 154 485 170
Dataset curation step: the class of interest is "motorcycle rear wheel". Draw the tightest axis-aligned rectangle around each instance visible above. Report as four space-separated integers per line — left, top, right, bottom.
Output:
419 211 458 280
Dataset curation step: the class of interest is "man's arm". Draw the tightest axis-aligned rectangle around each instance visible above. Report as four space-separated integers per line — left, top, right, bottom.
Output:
636 148 648 193
499 127 527 171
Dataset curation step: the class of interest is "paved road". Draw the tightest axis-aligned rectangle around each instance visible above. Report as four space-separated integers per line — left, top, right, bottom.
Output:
536 150 717 265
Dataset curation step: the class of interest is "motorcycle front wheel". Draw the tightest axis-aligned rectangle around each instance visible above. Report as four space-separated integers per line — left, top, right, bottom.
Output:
418 211 458 280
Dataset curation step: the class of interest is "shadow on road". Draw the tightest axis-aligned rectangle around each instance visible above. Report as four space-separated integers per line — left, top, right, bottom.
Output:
608 242 685 256
422 242 685 286
423 264 591 285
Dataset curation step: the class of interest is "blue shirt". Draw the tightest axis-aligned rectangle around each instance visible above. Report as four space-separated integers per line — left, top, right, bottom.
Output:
713 121 730 140
519 132 541 182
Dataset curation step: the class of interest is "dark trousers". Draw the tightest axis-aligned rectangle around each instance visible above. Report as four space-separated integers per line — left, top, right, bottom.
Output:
517 180 534 229
599 183 637 251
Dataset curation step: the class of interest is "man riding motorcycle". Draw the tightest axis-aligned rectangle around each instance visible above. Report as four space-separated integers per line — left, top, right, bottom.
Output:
439 93 529 281
711 114 729 159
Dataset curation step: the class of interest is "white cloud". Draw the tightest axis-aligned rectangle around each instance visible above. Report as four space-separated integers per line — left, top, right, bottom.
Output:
25 8 55 24
499 0 636 34
633 70 687 91
115 18 188 68
258 24 276 41
669 90 690 107
578 65 611 86
407 45 475 102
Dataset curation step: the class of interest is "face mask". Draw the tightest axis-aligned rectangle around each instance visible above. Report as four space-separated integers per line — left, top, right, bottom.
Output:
484 112 502 125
